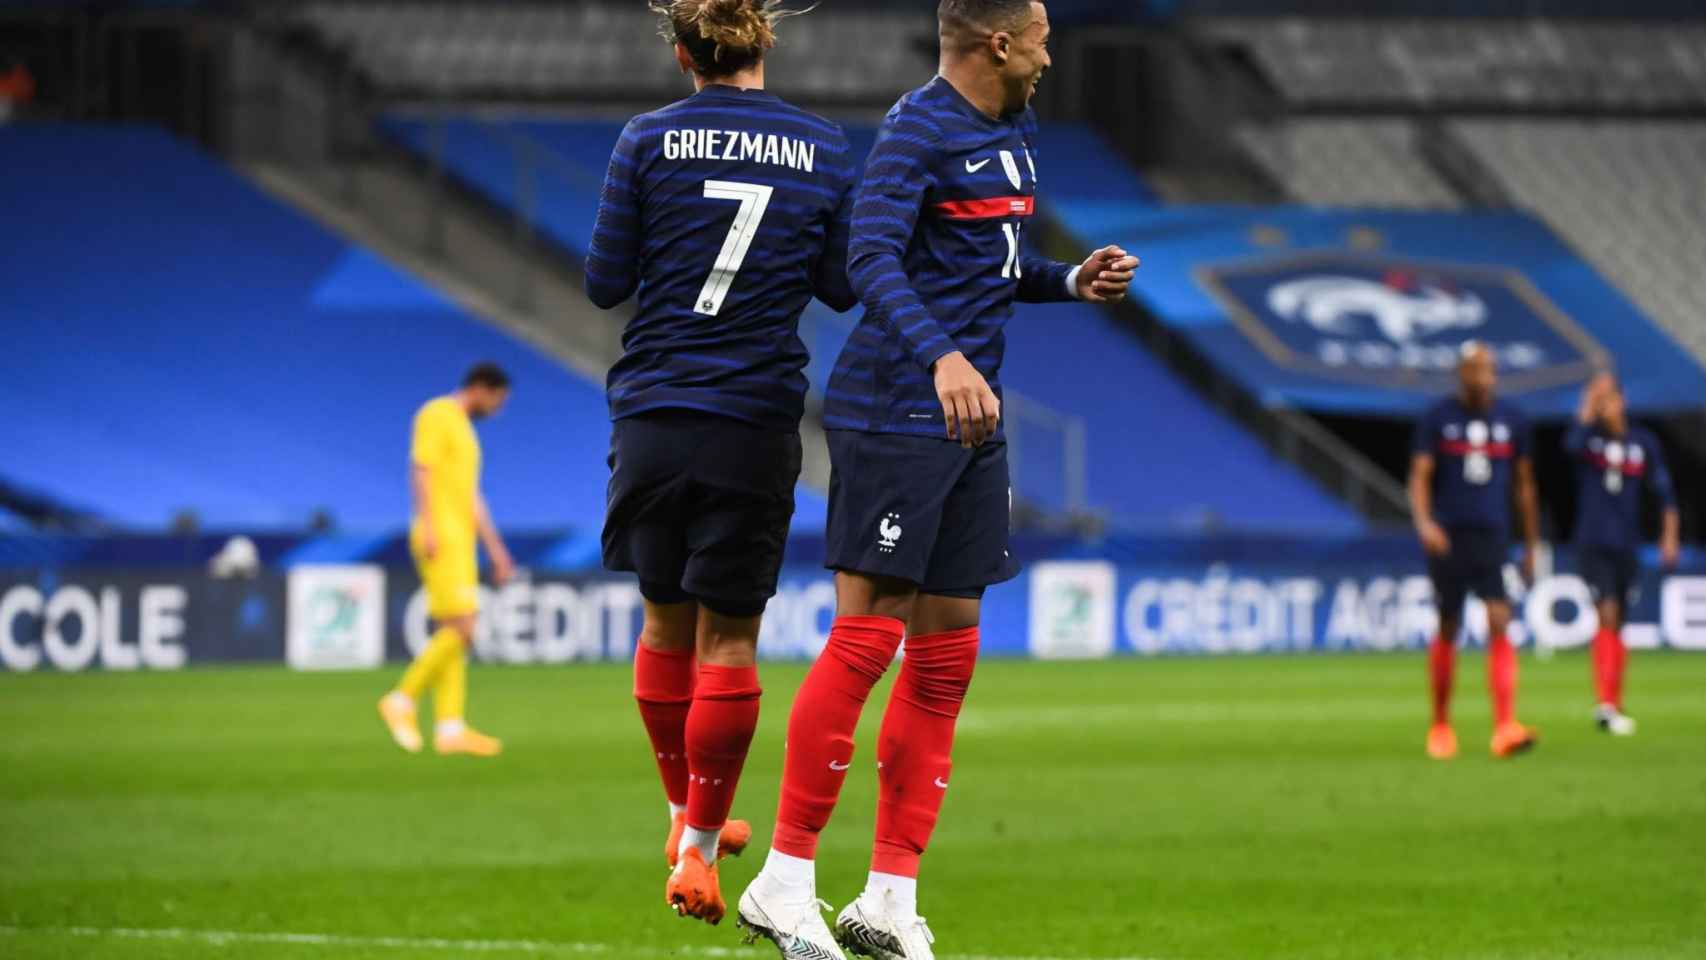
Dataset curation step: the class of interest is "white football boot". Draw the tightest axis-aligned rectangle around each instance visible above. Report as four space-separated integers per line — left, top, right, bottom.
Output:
835 888 935 960
737 871 848 960
1595 703 1637 736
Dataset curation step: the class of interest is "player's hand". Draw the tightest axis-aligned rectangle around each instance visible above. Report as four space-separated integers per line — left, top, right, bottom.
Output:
1418 520 1450 556
1519 543 1537 585
1661 532 1681 571
932 351 999 448
1075 246 1140 304
1577 374 1611 425
491 549 516 586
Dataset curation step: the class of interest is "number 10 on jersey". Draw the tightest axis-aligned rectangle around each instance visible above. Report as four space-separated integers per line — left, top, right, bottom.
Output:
1001 222 1022 280
694 179 774 317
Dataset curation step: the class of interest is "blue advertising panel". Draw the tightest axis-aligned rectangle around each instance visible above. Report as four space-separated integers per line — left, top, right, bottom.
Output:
1045 205 1706 418
5 537 1705 671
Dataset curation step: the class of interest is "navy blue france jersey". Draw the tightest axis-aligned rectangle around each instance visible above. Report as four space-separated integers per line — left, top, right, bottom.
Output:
586 84 858 430
1565 423 1676 550
1413 396 1531 532
826 76 1079 439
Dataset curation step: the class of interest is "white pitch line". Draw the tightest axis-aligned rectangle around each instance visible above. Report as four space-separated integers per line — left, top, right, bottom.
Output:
0 924 1170 960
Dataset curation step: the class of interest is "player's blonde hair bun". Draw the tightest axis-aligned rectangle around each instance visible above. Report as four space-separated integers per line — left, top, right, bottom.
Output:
653 0 808 71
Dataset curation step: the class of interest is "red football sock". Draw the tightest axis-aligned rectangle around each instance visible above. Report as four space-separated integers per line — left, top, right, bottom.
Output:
1488 633 1517 726
772 615 904 860
684 664 762 832
1428 635 1455 726
633 643 696 807
1593 627 1626 709
871 625 980 879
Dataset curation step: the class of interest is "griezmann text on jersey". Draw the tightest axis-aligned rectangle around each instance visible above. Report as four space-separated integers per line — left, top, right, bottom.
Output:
586 85 858 430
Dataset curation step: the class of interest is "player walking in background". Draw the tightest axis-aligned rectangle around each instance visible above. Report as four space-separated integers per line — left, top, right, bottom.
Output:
1409 343 1540 761
737 2 1137 958
1565 373 1680 736
585 0 858 927
378 363 514 758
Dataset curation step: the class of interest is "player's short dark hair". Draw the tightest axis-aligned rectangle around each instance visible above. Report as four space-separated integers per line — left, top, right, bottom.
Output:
939 0 1033 37
462 362 511 391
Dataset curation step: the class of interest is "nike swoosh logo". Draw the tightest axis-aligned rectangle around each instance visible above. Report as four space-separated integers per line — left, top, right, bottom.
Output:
965 158 991 172
934 777 949 789
829 760 851 771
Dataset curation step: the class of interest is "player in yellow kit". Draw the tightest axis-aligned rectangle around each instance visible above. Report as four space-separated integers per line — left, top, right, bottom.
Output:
378 363 515 757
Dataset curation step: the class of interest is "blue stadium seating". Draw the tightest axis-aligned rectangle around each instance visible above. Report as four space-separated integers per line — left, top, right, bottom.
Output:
0 123 828 534
382 114 1362 532
378 116 1156 258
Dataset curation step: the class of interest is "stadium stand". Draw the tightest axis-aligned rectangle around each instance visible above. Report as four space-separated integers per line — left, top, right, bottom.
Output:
377 116 1154 260
291 2 934 103
0 123 830 533
1450 120 1706 367
1000 299 1365 533
1235 119 1461 209
1200 18 1706 110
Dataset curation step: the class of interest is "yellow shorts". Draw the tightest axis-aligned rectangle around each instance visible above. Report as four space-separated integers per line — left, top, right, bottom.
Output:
415 538 479 620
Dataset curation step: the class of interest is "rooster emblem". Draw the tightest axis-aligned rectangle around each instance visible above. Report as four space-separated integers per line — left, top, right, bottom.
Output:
1267 275 1486 344
878 514 903 551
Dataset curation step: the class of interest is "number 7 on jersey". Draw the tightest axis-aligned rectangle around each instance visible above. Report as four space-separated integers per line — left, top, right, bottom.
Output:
694 179 774 316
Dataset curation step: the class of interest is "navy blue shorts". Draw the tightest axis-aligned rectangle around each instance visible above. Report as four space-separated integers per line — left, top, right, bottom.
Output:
1427 526 1509 620
602 411 800 618
823 430 1019 596
1578 545 1639 609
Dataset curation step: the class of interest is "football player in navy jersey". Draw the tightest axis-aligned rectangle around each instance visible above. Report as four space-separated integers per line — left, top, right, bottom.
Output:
1409 343 1541 761
586 0 858 926
1565 373 1680 736
736 3 1138 958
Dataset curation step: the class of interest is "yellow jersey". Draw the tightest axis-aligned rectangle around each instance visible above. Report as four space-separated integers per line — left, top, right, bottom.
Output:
410 396 480 550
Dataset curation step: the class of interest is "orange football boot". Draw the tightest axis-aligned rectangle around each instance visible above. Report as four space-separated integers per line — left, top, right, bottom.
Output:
434 726 503 757
1426 723 1458 760
666 813 752 867
1490 722 1538 758
666 847 725 924
378 695 422 753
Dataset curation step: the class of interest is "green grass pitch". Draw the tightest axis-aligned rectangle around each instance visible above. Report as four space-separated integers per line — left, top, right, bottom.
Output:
3 652 1705 960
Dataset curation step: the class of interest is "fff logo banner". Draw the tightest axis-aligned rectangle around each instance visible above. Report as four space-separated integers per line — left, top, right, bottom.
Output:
1196 251 1609 394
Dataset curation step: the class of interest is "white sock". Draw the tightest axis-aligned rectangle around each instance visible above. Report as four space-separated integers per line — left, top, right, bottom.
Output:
762 847 816 891
435 719 465 737
678 825 720 865
668 801 688 818
867 871 917 918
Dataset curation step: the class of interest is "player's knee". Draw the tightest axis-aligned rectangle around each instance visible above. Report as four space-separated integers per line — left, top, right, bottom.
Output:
446 615 476 646
638 598 697 655
834 571 918 623
1436 616 1460 643
1596 599 1622 632
909 592 980 636
695 605 762 667
1486 603 1513 637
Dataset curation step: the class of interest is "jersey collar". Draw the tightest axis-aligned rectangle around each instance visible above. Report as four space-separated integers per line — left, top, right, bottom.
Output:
694 83 780 104
929 74 1014 127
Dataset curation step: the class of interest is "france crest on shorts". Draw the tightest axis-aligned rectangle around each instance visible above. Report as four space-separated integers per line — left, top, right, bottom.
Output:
1196 251 1608 394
